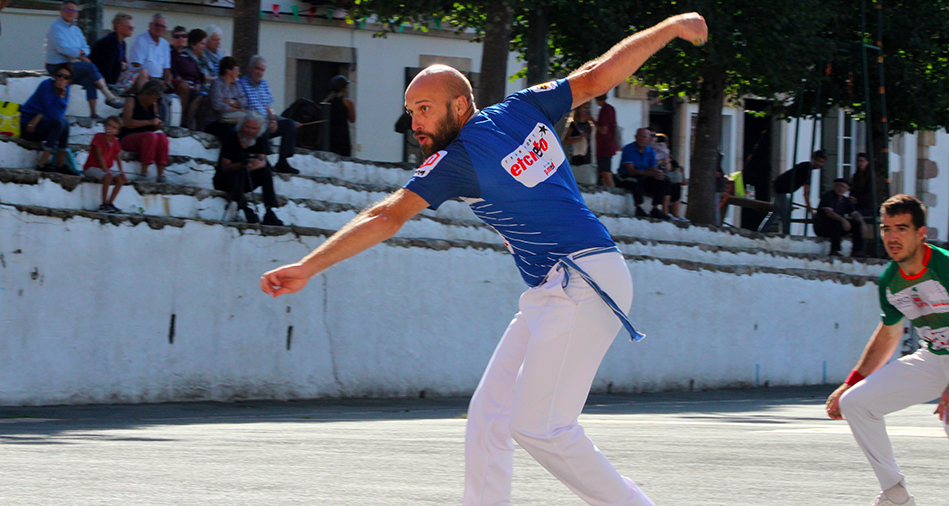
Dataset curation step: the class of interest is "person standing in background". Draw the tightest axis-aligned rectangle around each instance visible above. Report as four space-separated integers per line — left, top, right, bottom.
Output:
326 75 355 157
593 94 617 187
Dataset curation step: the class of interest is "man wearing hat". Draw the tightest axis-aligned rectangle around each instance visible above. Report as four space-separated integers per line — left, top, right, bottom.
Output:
325 75 355 157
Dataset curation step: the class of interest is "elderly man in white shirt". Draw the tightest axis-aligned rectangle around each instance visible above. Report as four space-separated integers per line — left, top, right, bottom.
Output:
128 13 172 86
45 0 125 117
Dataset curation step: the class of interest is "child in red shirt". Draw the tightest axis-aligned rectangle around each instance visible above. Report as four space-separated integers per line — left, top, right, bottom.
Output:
83 116 127 213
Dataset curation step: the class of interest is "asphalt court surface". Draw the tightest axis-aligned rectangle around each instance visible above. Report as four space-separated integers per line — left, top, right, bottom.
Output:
1 386 946 505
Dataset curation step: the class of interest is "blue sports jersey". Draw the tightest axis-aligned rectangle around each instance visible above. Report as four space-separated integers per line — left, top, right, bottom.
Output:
404 79 616 286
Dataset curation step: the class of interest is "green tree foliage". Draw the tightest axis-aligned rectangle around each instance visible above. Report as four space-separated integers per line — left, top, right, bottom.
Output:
344 0 516 107
541 1 842 224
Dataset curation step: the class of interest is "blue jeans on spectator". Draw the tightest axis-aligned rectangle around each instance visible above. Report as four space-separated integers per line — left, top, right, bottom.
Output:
19 114 69 151
47 62 102 101
267 117 297 161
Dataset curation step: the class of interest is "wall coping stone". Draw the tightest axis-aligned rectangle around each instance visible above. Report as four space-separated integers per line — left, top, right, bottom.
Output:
2 202 880 285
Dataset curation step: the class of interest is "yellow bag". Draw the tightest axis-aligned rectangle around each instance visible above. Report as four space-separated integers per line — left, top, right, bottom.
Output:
0 101 21 138
729 171 745 197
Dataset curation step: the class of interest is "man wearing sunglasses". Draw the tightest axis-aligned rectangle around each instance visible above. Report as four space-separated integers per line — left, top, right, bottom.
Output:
45 1 125 117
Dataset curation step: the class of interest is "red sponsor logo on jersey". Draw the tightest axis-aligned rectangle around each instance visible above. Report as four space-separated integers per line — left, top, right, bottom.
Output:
509 137 550 177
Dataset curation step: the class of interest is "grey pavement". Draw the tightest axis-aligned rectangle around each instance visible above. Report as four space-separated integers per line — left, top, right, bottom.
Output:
0 386 946 505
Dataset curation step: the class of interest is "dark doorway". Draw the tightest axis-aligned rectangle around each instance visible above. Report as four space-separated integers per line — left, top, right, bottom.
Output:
740 100 774 231
297 60 348 104
648 91 675 145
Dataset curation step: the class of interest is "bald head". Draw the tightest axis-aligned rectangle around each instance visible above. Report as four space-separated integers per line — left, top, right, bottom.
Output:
635 128 653 148
406 65 475 117
405 65 478 157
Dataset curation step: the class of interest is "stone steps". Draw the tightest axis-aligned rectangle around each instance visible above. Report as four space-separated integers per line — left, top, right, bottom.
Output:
0 167 886 278
2 130 828 250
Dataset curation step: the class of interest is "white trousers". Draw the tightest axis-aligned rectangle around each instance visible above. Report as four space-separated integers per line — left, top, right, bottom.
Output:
839 348 949 490
463 251 653 506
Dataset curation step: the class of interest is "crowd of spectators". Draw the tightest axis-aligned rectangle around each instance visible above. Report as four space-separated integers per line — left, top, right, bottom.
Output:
12 1 309 223
10 2 887 247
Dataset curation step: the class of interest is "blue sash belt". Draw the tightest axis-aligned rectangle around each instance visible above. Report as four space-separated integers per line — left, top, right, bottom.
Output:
557 246 645 342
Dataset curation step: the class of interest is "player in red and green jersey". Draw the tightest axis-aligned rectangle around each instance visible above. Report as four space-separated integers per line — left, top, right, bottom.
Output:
825 194 949 506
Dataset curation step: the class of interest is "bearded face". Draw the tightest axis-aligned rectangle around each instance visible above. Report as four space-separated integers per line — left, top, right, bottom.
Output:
418 103 462 157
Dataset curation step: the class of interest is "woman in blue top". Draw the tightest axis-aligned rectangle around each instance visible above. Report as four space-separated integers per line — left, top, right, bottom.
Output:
20 62 73 173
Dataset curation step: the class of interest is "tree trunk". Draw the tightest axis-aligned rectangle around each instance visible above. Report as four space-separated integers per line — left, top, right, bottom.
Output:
525 1 549 87
77 0 103 47
478 0 513 108
685 68 726 225
871 122 889 208
232 0 261 70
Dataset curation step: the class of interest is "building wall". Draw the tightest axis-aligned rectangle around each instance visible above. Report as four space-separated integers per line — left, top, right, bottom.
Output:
0 7 60 71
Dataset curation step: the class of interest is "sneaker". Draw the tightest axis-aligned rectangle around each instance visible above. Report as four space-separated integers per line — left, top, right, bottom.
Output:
242 207 259 224
273 159 300 175
107 203 122 214
634 206 649 218
97 203 111 213
155 175 167 184
106 97 126 109
870 493 915 506
262 209 284 226
649 208 671 220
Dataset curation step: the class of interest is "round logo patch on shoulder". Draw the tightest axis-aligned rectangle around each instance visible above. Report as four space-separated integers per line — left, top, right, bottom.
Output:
414 150 448 178
530 81 559 93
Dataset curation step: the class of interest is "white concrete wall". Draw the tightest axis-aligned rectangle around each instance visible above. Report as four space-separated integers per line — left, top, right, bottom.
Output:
0 204 880 406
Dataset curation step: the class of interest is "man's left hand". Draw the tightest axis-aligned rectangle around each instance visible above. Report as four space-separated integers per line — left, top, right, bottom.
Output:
934 383 949 423
269 120 278 134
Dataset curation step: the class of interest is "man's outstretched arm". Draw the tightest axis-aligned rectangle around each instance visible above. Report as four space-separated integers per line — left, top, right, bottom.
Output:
260 188 431 297
568 13 707 109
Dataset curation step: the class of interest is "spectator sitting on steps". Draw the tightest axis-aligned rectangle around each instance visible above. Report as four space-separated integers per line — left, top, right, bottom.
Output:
815 178 865 257
89 12 137 90
45 1 125 118
240 55 299 175
170 28 212 130
119 79 169 183
20 62 73 173
203 25 228 77
213 111 284 226
616 128 671 220
204 56 246 140
83 115 127 213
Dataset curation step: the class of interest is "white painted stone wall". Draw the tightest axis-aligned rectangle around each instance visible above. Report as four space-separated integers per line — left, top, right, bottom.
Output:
0 204 882 406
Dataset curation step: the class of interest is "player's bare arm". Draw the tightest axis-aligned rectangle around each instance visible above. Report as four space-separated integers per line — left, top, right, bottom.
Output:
260 188 430 297
567 13 707 109
826 321 903 419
